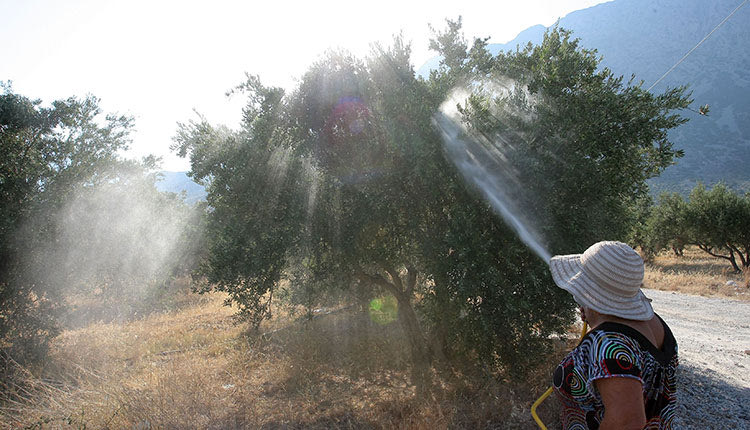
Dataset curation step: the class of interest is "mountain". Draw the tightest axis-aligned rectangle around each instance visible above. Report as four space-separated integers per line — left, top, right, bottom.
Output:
421 0 750 194
155 171 207 205
488 24 546 55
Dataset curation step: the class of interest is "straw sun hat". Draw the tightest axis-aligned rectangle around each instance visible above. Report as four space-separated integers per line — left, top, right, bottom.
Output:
549 241 654 321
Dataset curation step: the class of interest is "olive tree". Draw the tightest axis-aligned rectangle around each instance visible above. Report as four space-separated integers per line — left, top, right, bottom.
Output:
645 192 690 257
685 183 750 272
0 84 132 363
1 83 200 368
175 24 692 390
454 27 692 254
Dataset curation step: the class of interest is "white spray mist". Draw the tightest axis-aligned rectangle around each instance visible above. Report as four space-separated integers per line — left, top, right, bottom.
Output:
22 171 199 327
433 85 552 263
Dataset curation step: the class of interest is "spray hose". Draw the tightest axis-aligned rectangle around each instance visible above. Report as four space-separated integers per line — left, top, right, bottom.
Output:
530 321 589 429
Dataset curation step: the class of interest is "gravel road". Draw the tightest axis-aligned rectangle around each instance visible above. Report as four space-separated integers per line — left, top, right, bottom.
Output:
645 289 750 429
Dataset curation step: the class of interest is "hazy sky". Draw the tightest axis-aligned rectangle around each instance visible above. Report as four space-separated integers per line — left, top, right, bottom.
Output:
1 0 610 171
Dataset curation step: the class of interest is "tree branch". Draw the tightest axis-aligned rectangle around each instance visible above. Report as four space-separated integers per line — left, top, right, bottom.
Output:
697 243 740 272
729 243 748 268
384 266 404 293
357 270 400 296
697 243 728 259
406 266 418 297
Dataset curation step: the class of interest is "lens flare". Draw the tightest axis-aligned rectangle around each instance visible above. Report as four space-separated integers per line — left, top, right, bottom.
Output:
369 295 398 325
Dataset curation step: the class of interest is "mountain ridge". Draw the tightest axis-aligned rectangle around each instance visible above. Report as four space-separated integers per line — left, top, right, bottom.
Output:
420 0 750 194
155 171 207 204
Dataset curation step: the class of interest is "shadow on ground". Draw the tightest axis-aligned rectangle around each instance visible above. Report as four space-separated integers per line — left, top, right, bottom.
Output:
651 260 734 276
676 363 749 429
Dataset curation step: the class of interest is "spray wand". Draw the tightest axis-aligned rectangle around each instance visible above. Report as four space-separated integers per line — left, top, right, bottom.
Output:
530 320 588 429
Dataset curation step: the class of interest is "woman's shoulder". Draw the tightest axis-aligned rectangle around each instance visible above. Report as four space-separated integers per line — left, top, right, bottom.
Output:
579 325 643 359
583 318 677 367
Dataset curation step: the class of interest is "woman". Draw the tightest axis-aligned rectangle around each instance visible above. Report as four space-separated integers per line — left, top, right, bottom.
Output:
549 241 678 429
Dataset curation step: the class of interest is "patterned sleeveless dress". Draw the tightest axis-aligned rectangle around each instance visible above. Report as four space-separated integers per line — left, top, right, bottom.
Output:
553 315 678 429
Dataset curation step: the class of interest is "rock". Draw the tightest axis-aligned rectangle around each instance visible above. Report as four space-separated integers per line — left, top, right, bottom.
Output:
726 281 738 287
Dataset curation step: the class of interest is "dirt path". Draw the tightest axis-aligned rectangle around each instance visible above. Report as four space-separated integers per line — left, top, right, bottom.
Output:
645 289 750 429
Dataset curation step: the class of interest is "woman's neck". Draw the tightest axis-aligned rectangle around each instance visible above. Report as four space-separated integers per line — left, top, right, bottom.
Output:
584 308 633 328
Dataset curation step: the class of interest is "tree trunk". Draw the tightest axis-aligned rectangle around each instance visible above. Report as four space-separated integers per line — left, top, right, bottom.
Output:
727 247 741 273
357 267 432 394
697 243 741 272
728 244 749 269
429 277 451 364
393 290 432 395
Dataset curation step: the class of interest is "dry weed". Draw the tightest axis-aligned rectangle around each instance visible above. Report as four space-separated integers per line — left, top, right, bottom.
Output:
644 247 748 301
8 247 739 429
4 247 741 429
1 291 556 429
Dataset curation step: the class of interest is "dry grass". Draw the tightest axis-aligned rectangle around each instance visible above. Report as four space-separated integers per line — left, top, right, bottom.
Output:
1 292 555 429
644 246 749 301
3 247 737 429
1 294 242 429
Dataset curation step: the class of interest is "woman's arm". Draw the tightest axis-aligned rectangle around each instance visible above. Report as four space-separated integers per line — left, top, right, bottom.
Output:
595 377 647 430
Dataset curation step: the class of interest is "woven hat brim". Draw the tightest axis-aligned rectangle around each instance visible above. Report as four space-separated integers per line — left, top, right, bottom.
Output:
549 254 654 321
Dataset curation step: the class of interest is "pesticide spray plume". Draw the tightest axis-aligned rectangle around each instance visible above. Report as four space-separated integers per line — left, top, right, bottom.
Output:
433 82 552 264
13 168 200 328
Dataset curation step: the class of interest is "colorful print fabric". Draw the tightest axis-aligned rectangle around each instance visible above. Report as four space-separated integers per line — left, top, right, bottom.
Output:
553 316 678 429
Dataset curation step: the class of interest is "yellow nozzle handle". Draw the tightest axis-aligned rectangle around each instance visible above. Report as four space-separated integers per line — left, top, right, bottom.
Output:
531 322 588 429
531 387 554 429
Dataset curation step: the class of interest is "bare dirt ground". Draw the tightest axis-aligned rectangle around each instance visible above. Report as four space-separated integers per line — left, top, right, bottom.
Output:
645 289 750 429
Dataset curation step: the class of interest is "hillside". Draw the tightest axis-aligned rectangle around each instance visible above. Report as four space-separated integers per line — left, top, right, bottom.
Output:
421 0 750 194
155 171 207 204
